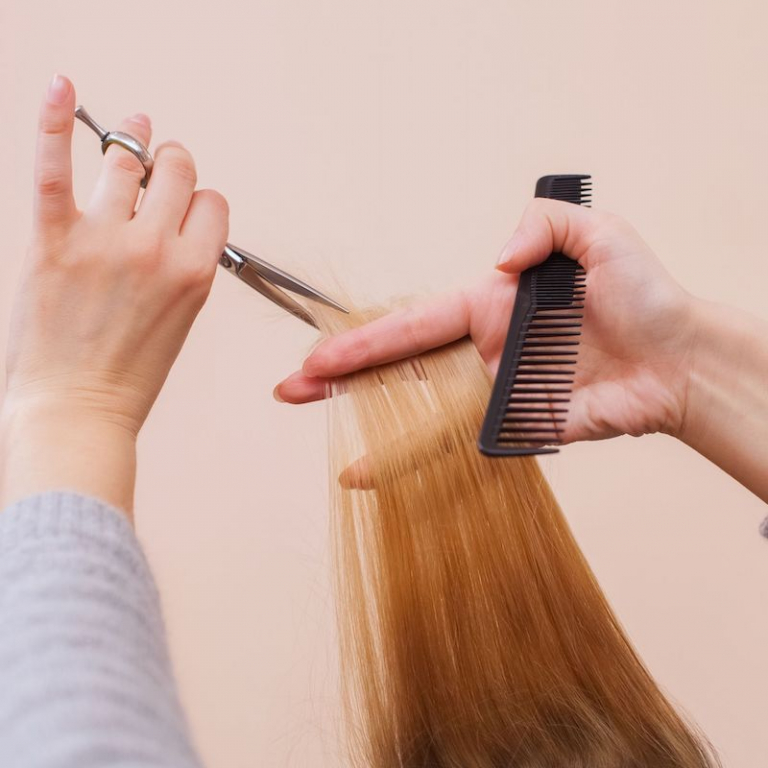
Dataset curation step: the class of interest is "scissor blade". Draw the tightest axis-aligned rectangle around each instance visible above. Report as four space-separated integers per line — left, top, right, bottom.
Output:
220 247 319 327
225 244 349 314
234 263 319 327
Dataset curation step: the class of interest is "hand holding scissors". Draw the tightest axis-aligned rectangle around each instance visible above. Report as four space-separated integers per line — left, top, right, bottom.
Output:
2 75 344 513
75 106 348 328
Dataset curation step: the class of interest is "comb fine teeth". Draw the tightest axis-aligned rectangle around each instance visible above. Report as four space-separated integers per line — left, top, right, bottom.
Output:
478 175 590 457
534 174 592 206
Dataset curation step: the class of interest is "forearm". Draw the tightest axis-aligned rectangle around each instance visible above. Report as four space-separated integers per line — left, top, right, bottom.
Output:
677 297 768 503
0 396 137 518
0 491 202 766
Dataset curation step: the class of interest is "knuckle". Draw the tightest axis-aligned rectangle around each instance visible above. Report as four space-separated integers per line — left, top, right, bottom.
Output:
35 168 68 198
342 329 372 368
139 229 166 256
196 189 230 241
159 149 197 185
130 231 166 270
201 189 229 219
106 146 145 178
595 210 630 234
173 260 214 300
124 114 152 137
594 209 618 225
131 251 163 277
403 306 427 348
38 113 69 137
525 197 551 218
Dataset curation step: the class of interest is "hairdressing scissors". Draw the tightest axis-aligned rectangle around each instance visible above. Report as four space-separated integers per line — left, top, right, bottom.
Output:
74 106 349 328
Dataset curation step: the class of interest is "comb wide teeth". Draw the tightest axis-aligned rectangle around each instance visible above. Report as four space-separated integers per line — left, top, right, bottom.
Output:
482 254 586 452
498 269 585 443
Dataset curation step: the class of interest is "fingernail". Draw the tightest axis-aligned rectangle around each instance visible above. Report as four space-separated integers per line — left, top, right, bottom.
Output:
496 232 521 266
273 384 285 403
47 74 70 105
496 232 519 264
129 113 151 128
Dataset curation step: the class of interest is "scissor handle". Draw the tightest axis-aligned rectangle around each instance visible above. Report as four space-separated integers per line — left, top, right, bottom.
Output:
75 106 154 188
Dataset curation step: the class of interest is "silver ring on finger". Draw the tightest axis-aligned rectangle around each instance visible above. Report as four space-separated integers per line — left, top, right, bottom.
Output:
75 105 154 188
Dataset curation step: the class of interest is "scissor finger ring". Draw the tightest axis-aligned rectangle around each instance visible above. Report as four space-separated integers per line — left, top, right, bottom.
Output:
75 106 154 187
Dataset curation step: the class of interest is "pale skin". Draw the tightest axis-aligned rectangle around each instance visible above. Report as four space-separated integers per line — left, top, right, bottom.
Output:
0 75 229 519
2 77 768 518
276 205 768 504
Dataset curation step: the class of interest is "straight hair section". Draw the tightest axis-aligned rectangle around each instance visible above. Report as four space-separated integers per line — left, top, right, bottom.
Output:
317 306 718 768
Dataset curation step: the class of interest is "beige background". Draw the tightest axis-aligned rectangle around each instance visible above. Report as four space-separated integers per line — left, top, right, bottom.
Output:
1 1 767 765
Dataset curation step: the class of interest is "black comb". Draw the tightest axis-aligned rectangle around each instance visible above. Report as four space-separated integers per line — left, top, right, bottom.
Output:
478 174 591 456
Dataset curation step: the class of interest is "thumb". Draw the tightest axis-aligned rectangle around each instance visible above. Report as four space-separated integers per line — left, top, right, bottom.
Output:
34 74 78 232
495 198 600 274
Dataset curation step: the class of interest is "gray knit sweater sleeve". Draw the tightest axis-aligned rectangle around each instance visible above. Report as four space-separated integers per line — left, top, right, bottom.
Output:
0 491 202 768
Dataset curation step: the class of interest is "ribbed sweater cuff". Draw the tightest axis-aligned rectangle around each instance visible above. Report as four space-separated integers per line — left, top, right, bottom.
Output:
0 490 202 767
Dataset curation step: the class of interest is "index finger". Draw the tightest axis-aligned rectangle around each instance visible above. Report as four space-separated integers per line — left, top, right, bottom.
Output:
33 75 77 231
302 291 471 379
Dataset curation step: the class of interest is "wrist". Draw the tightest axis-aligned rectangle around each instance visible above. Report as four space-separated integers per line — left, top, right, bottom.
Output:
672 295 768 501
0 394 138 518
2 371 147 438
649 290 705 441
674 296 732 446
664 294 707 443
